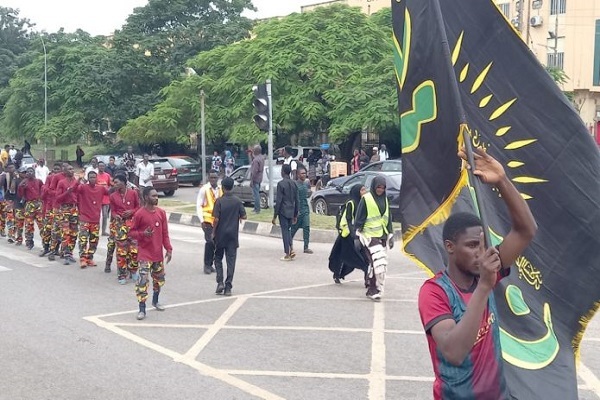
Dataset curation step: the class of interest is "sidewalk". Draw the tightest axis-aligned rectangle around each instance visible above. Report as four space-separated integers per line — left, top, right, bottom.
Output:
164 208 402 244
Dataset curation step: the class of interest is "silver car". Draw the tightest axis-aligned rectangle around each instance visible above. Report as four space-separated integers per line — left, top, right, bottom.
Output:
229 164 282 209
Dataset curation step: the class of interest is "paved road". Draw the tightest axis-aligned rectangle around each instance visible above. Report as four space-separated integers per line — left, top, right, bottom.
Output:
171 185 199 205
0 223 599 399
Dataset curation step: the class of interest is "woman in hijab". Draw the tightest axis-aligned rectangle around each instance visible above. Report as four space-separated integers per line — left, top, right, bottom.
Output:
328 184 369 284
224 150 235 177
354 175 393 301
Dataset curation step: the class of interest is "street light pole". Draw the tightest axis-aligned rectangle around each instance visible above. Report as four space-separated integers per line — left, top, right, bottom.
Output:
41 36 48 160
266 79 274 208
200 90 207 184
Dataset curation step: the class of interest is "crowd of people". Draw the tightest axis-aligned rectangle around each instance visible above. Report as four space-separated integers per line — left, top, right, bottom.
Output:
0 148 173 321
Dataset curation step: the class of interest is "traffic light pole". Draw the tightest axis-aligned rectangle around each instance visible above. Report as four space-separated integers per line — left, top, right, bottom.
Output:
266 79 274 208
201 90 207 184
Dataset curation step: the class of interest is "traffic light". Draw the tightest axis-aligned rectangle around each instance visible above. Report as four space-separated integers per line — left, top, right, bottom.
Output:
252 83 270 132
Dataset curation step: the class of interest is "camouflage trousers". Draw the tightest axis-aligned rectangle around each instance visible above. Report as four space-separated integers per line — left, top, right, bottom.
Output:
107 217 138 280
40 208 54 248
8 205 24 244
24 200 43 248
78 222 100 262
0 200 7 235
135 260 165 303
59 204 79 257
49 207 62 253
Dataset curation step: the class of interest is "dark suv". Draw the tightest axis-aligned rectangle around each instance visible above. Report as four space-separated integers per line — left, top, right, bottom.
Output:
149 158 178 196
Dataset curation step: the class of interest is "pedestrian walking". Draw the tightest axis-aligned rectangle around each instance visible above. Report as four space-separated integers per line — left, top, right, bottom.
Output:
370 146 380 163
130 186 173 321
351 149 361 174
136 154 154 189
38 163 62 256
211 177 247 296
283 146 298 179
76 145 85 168
18 167 43 250
272 164 298 261
224 150 235 177
106 156 118 177
0 164 7 237
55 165 79 265
196 170 222 274
96 162 112 236
418 147 537 400
290 165 313 254
250 145 264 214
106 174 140 281
76 171 109 268
84 157 99 180
0 145 9 167
378 144 389 161
355 176 393 301
3 165 18 243
211 151 222 174
35 158 50 184
122 146 137 184
359 149 370 169
46 163 68 259
328 184 369 284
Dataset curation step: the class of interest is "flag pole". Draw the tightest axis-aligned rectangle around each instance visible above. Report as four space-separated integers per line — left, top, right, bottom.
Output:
431 0 493 247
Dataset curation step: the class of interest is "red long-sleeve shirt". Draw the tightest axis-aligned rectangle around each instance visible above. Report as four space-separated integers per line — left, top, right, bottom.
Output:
48 173 66 209
77 184 109 223
18 178 43 202
109 188 139 218
130 207 172 262
56 177 79 205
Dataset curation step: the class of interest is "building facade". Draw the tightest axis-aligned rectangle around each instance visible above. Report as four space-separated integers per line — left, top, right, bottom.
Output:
496 0 600 139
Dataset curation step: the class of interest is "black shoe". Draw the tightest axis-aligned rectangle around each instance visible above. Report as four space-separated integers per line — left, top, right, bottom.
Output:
64 255 76 265
215 283 225 295
39 248 51 257
48 253 56 261
210 266 216 273
104 264 111 273
204 266 212 275
26 244 34 250
223 287 232 296
333 274 341 284
7 239 14 244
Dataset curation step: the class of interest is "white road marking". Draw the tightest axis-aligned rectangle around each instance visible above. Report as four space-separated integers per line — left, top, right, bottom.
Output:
85 315 284 400
180 296 248 361
369 302 386 400
578 362 600 397
0 249 48 268
0 265 12 272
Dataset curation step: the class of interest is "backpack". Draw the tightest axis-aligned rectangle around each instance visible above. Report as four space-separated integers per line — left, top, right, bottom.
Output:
336 200 354 236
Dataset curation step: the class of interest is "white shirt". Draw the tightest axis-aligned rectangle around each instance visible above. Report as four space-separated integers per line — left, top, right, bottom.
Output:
379 150 389 161
84 166 99 180
136 161 155 187
283 156 298 171
8 149 16 160
196 184 222 223
35 165 50 184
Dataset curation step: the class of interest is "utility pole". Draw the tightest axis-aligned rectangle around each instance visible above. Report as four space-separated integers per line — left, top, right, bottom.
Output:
200 90 207 184
517 0 524 35
266 79 274 209
41 36 47 161
554 15 559 67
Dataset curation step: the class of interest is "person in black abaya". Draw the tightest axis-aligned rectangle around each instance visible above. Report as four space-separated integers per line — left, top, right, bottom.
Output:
328 184 369 284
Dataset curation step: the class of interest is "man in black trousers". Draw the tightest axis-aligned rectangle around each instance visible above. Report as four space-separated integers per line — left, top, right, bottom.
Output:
272 164 298 261
212 177 247 296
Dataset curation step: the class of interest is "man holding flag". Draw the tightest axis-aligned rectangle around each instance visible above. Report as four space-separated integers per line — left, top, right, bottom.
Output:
418 147 536 399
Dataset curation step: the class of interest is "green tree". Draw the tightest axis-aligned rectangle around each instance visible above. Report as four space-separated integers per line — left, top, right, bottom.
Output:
119 5 397 146
0 7 33 89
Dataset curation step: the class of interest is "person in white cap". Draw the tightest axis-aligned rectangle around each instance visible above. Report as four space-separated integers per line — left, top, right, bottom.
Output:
370 146 380 163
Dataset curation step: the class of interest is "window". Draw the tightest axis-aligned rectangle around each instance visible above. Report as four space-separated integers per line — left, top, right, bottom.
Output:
547 52 564 69
550 0 566 15
498 3 510 18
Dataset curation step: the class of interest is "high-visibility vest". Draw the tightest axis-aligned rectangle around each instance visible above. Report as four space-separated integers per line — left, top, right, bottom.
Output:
339 201 354 238
202 183 222 225
362 192 389 238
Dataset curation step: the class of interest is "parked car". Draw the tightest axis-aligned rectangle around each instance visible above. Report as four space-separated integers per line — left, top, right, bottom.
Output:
229 164 283 209
149 158 178 197
323 159 403 190
20 154 37 169
310 171 403 222
166 156 202 187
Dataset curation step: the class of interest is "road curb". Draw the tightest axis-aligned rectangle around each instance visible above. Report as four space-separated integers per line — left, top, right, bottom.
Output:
165 211 402 243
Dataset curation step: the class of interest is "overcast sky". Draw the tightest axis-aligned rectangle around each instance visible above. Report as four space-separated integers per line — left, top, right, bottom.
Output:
4 0 318 36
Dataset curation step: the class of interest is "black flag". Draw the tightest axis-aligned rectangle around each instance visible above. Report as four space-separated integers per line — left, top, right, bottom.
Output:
394 0 600 398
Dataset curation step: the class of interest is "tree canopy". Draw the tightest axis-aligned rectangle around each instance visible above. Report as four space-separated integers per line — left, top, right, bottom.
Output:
119 5 398 147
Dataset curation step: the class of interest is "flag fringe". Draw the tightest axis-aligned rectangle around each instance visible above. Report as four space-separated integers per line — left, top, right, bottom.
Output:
573 301 600 364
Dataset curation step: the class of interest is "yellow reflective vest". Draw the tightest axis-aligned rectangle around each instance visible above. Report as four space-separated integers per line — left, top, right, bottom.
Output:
339 201 354 238
362 192 389 238
202 183 223 225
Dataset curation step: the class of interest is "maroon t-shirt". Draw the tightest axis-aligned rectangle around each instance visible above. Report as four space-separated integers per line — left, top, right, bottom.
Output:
77 184 109 223
130 207 172 262
56 178 78 206
18 178 43 202
109 188 139 218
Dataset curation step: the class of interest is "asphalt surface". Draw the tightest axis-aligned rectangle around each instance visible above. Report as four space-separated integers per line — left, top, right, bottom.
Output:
0 222 599 400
